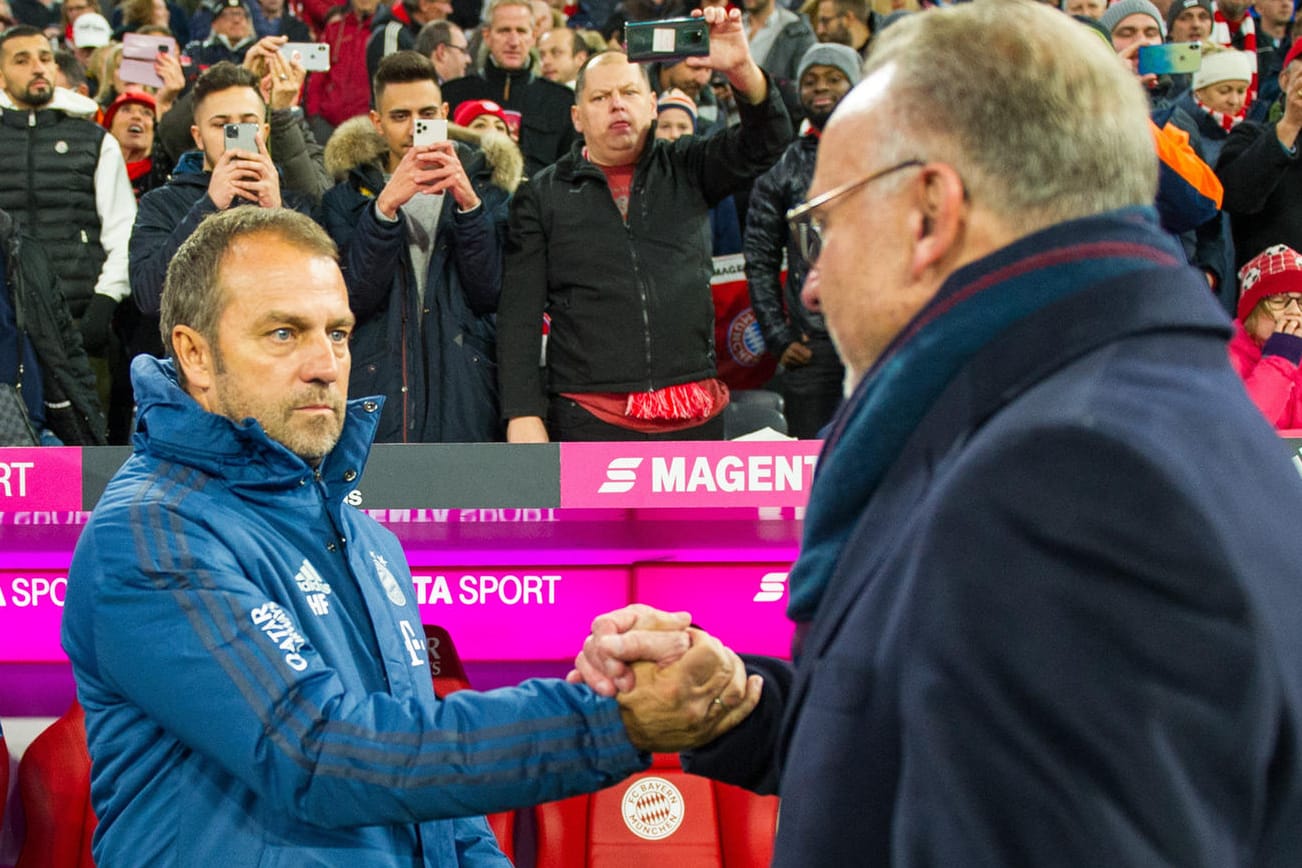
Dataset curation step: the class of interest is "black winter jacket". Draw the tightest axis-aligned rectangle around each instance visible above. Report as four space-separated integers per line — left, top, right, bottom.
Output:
129 151 318 319
745 131 826 355
322 118 521 443
0 107 108 317
441 60 576 178
0 210 107 445
497 74 792 420
1217 120 1302 270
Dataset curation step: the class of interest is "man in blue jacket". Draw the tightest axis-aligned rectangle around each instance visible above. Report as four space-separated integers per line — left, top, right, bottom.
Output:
570 3 1302 864
62 206 757 865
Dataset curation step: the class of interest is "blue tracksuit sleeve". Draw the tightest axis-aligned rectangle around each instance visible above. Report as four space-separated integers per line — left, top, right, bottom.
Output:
69 500 647 831
454 816 512 867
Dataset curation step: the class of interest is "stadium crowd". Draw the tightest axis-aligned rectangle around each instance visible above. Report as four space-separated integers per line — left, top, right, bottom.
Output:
3 0 1302 445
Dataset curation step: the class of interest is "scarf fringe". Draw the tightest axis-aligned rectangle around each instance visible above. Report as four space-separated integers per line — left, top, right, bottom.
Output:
626 382 716 420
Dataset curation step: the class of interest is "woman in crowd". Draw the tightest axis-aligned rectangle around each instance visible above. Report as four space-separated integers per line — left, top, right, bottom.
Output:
1229 244 1302 429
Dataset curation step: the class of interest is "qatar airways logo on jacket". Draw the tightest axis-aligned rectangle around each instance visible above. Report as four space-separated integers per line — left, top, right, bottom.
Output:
597 453 818 494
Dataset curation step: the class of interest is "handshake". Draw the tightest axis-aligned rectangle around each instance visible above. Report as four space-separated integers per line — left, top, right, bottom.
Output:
565 604 764 753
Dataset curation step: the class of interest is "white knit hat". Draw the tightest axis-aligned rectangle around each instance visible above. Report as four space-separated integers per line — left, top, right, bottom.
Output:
1193 48 1254 90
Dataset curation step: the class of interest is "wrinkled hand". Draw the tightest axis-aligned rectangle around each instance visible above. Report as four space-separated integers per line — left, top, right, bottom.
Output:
779 337 812 368
687 7 765 102
567 604 694 696
616 628 763 752
208 131 281 209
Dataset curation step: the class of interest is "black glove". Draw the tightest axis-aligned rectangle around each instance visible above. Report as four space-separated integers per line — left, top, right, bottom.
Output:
79 294 118 357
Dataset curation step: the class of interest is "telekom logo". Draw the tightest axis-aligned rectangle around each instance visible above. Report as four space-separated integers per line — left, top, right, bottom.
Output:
598 457 643 494
753 572 787 603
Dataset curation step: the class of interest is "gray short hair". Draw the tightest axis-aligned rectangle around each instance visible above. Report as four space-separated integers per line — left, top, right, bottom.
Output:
862 0 1157 232
160 209 337 384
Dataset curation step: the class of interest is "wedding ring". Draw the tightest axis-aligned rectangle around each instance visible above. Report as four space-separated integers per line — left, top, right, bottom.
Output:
711 697 725 708
279 74 288 80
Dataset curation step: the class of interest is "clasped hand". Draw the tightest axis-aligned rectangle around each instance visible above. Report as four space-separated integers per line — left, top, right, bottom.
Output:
566 604 763 752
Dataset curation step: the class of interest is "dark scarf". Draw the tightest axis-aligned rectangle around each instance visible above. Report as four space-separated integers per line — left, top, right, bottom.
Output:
787 208 1185 624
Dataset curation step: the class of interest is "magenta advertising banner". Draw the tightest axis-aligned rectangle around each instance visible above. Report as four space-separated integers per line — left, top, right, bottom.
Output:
0 448 82 512
0 569 69 662
559 441 821 509
632 563 796 659
410 565 632 661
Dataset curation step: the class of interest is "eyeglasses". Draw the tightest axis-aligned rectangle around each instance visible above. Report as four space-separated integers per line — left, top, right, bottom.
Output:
785 159 924 265
1264 293 1302 312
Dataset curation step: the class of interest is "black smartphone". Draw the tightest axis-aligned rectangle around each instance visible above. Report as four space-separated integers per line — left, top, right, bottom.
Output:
625 17 709 64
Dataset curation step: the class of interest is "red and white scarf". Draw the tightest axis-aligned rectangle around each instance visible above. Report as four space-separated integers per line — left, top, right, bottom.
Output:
1212 8 1259 104
1193 94 1247 131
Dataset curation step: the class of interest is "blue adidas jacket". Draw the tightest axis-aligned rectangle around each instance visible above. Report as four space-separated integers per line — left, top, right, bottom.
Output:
62 357 647 866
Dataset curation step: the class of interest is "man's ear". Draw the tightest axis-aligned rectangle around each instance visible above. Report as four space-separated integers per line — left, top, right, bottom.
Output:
570 102 582 133
191 123 203 151
172 325 217 408
908 164 966 281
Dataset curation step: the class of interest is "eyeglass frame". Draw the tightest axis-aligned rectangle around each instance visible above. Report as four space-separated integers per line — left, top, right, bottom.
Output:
785 159 925 266
1263 293 1302 312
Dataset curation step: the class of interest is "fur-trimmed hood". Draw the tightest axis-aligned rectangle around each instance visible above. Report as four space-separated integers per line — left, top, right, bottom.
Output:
324 115 524 194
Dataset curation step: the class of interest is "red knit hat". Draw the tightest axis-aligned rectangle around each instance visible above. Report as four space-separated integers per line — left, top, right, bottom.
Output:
102 91 157 131
1237 244 1302 320
452 99 509 130
1283 38 1302 74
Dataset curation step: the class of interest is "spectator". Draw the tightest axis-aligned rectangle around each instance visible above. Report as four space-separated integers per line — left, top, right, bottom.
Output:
70 10 111 67
442 0 574 175
415 17 471 82
536 25 586 86
651 54 724 133
1217 40 1302 268
59 0 102 46
808 0 877 60
498 10 791 442
742 0 814 86
117 0 172 35
1211 0 1259 103
1177 43 1253 164
51 46 91 95
323 51 520 442
0 207 107 446
10 0 58 35
184 0 259 69
453 96 513 136
1102 0 1184 111
366 0 451 84
129 61 318 329
1229 243 1302 427
0 26 135 439
653 88 742 255
1063 0 1105 19
1253 0 1293 115
156 36 328 195
307 0 380 137
304 0 379 137
256 0 311 40
745 43 858 439
1166 0 1212 42
102 90 166 199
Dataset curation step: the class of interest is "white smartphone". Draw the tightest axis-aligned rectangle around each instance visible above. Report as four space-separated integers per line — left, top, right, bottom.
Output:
223 122 259 154
413 118 448 147
279 42 330 72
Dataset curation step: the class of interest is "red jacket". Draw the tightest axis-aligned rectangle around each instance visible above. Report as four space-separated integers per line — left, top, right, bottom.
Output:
304 6 373 127
1228 321 1302 428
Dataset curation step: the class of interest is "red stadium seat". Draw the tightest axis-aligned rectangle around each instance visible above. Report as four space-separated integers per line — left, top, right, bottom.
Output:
533 752 779 868
15 700 97 868
422 624 517 863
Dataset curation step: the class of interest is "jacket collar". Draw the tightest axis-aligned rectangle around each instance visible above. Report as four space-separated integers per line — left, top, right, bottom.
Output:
130 355 383 499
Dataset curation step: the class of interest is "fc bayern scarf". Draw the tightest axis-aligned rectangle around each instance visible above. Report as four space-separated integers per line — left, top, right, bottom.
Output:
1212 10 1259 104
785 209 1185 628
